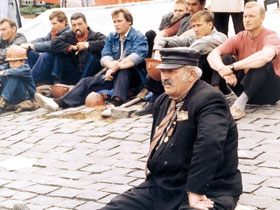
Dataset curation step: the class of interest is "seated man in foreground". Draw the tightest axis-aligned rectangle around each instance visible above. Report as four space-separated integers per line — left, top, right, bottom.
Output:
34 8 148 111
207 2 280 120
15 48 242 210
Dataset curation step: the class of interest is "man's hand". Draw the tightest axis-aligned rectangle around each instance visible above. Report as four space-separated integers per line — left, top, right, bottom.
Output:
224 74 237 86
76 42 89 51
188 192 214 210
70 45 79 51
20 43 35 50
153 50 161 61
218 65 233 77
104 69 115 81
105 60 119 72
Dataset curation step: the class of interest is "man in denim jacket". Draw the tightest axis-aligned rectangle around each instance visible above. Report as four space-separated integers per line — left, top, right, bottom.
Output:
33 8 148 112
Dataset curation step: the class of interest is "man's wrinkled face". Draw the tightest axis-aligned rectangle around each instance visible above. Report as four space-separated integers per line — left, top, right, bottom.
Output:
51 17 66 34
161 66 192 100
113 12 131 37
0 22 16 42
173 2 188 17
243 6 264 32
71 18 88 37
186 0 205 15
191 17 213 39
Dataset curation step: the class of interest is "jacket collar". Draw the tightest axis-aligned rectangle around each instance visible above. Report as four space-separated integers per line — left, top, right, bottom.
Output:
113 26 134 40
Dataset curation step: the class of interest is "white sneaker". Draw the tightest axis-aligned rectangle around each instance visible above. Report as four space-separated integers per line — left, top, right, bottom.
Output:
35 93 59 112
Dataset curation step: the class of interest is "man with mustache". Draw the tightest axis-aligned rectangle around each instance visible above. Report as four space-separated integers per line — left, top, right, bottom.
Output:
20 11 70 85
208 2 280 120
50 12 106 85
97 48 242 210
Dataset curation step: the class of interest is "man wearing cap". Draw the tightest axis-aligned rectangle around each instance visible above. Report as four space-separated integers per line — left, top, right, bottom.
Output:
96 48 242 210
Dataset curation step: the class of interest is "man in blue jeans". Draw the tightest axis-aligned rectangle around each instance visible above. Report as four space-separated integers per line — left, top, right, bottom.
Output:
34 8 148 111
21 11 70 85
50 12 106 85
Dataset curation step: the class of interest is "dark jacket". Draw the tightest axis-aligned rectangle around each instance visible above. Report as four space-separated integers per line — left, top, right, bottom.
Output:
50 27 106 72
0 32 27 63
141 80 242 210
158 12 191 36
31 26 70 52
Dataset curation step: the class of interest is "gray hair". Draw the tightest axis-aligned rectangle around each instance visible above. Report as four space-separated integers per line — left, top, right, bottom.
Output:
185 66 202 78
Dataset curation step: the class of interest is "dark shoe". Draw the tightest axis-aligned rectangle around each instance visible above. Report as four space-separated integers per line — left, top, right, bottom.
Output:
111 97 122 107
135 102 154 116
13 203 30 210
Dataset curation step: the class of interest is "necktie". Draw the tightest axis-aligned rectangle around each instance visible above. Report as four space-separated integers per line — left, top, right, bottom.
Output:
145 100 176 176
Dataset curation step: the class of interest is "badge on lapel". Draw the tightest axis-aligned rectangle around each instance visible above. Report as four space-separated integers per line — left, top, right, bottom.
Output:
177 110 188 121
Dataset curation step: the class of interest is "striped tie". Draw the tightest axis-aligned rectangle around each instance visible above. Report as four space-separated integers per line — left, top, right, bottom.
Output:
145 100 176 176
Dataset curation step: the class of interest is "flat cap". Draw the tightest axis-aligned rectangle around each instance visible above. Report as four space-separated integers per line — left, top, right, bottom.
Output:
156 47 200 69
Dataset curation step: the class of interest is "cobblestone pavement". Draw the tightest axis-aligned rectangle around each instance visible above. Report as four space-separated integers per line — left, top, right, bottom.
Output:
1 2 280 210
0 93 279 210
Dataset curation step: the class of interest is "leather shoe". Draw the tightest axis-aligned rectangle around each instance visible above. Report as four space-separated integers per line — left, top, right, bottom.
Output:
135 102 154 116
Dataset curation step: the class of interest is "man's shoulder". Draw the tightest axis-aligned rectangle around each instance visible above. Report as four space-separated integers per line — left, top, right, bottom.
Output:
15 32 26 39
161 12 173 20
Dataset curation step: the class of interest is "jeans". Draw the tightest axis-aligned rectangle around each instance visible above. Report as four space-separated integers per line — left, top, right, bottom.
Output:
28 50 55 84
52 53 102 85
0 76 27 104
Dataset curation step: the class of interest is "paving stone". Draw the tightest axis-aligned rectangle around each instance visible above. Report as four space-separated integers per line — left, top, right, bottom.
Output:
239 193 278 209
102 176 135 185
4 180 34 190
263 177 280 188
55 199 86 209
252 167 280 177
107 131 130 139
24 184 58 194
76 190 108 200
102 184 131 194
49 187 84 198
97 193 118 204
12 191 37 201
75 201 105 210
126 133 150 142
241 174 267 185
27 195 64 207
254 186 280 199
238 150 263 159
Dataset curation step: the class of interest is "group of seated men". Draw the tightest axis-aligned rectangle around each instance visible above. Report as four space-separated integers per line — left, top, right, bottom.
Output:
0 0 280 120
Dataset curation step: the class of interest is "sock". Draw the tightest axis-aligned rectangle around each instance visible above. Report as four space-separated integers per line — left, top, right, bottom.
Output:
233 92 248 111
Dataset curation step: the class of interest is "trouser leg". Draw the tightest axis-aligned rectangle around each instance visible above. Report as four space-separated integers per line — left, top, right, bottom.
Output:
52 54 82 85
27 50 40 69
98 187 153 210
30 52 55 84
178 195 239 210
231 12 244 34
112 67 142 103
1 77 26 104
198 54 213 84
61 75 113 107
145 30 157 58
81 53 102 78
213 13 230 36
241 63 280 104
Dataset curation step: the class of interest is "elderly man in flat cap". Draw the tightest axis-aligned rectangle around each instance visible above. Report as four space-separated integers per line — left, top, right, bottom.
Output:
13 48 242 210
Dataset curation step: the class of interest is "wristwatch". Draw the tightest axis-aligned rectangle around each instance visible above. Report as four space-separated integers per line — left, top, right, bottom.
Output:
230 64 235 71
